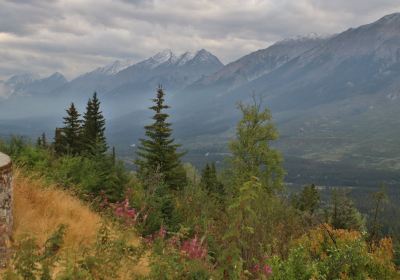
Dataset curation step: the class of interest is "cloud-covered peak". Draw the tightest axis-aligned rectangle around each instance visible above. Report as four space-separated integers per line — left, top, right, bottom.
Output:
1 1 400 80
95 59 137 75
275 33 329 46
193 49 218 61
176 49 223 66
6 73 40 86
377 12 400 24
177 51 196 65
150 49 178 65
47 72 67 82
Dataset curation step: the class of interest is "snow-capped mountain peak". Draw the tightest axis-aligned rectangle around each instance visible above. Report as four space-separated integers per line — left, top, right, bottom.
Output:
47 72 67 82
6 73 40 87
149 49 178 65
174 49 222 66
177 51 196 65
194 49 214 60
95 59 136 75
376 12 400 25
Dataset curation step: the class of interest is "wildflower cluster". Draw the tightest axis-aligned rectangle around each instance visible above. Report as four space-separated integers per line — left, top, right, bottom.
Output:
148 226 208 261
100 192 140 226
252 263 273 278
252 255 273 278
180 235 208 260
114 198 137 225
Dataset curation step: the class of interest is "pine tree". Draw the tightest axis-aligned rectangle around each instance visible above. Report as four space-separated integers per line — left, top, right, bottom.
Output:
135 86 186 190
82 92 107 156
112 146 116 166
201 163 211 186
292 184 320 226
62 103 82 155
201 162 224 196
53 128 66 155
368 185 388 244
36 137 42 148
41 132 47 148
292 184 320 215
328 189 365 231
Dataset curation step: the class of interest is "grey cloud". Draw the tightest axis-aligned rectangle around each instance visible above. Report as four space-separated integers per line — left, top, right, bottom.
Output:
0 0 399 80
0 1 61 35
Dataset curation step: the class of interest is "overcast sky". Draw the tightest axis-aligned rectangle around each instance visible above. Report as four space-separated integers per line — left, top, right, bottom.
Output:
1 0 400 80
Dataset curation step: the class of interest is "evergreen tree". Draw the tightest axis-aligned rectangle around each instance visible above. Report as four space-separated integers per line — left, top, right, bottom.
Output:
327 189 365 231
41 132 47 148
292 184 320 226
37 132 48 148
368 185 388 244
62 103 82 155
135 86 186 190
36 137 42 148
82 92 107 156
112 146 116 166
201 162 224 196
53 128 66 155
292 184 320 215
201 163 211 186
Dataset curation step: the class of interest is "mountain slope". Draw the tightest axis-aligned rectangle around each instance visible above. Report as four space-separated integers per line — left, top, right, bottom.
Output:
1 14 400 184
192 34 327 91
100 49 224 116
0 49 223 120
0 72 67 99
211 11 400 151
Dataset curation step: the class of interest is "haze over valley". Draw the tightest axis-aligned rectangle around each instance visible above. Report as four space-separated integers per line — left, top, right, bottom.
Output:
2 2 400 278
2 13 400 189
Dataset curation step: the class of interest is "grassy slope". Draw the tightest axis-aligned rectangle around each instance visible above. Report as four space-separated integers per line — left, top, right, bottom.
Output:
13 170 101 248
9 170 149 278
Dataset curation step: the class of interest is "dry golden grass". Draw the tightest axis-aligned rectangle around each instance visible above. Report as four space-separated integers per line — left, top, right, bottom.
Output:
13 169 101 248
10 169 150 277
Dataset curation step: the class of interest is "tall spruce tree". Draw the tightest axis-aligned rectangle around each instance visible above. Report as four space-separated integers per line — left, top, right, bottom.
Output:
292 184 320 215
54 128 66 155
41 132 47 148
36 136 42 148
201 162 224 196
327 189 365 231
135 86 186 190
62 103 82 155
82 92 107 156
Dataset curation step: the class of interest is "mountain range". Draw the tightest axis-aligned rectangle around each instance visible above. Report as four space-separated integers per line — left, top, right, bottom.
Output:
1 13 400 186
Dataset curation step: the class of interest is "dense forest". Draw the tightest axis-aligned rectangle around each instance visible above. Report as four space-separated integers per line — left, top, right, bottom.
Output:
1 87 399 279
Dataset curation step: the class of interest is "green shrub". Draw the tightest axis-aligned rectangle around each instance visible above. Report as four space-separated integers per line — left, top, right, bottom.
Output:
4 224 145 280
268 226 399 280
0 139 128 202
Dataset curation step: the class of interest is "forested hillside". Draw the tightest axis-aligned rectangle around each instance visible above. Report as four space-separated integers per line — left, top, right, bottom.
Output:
1 88 399 279
2 14 400 191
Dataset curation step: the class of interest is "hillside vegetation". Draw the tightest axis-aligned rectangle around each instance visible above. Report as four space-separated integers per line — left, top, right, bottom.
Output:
13 170 101 248
0 88 399 279
3 171 149 279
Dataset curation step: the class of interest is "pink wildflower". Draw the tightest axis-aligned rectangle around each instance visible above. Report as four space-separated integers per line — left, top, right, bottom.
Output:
158 225 167 239
263 264 273 277
181 235 208 260
252 263 260 273
113 198 137 225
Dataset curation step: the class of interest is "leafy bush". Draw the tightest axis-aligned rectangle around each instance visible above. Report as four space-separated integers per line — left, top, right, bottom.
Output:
4 224 145 280
268 225 399 279
0 138 128 201
147 230 214 280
